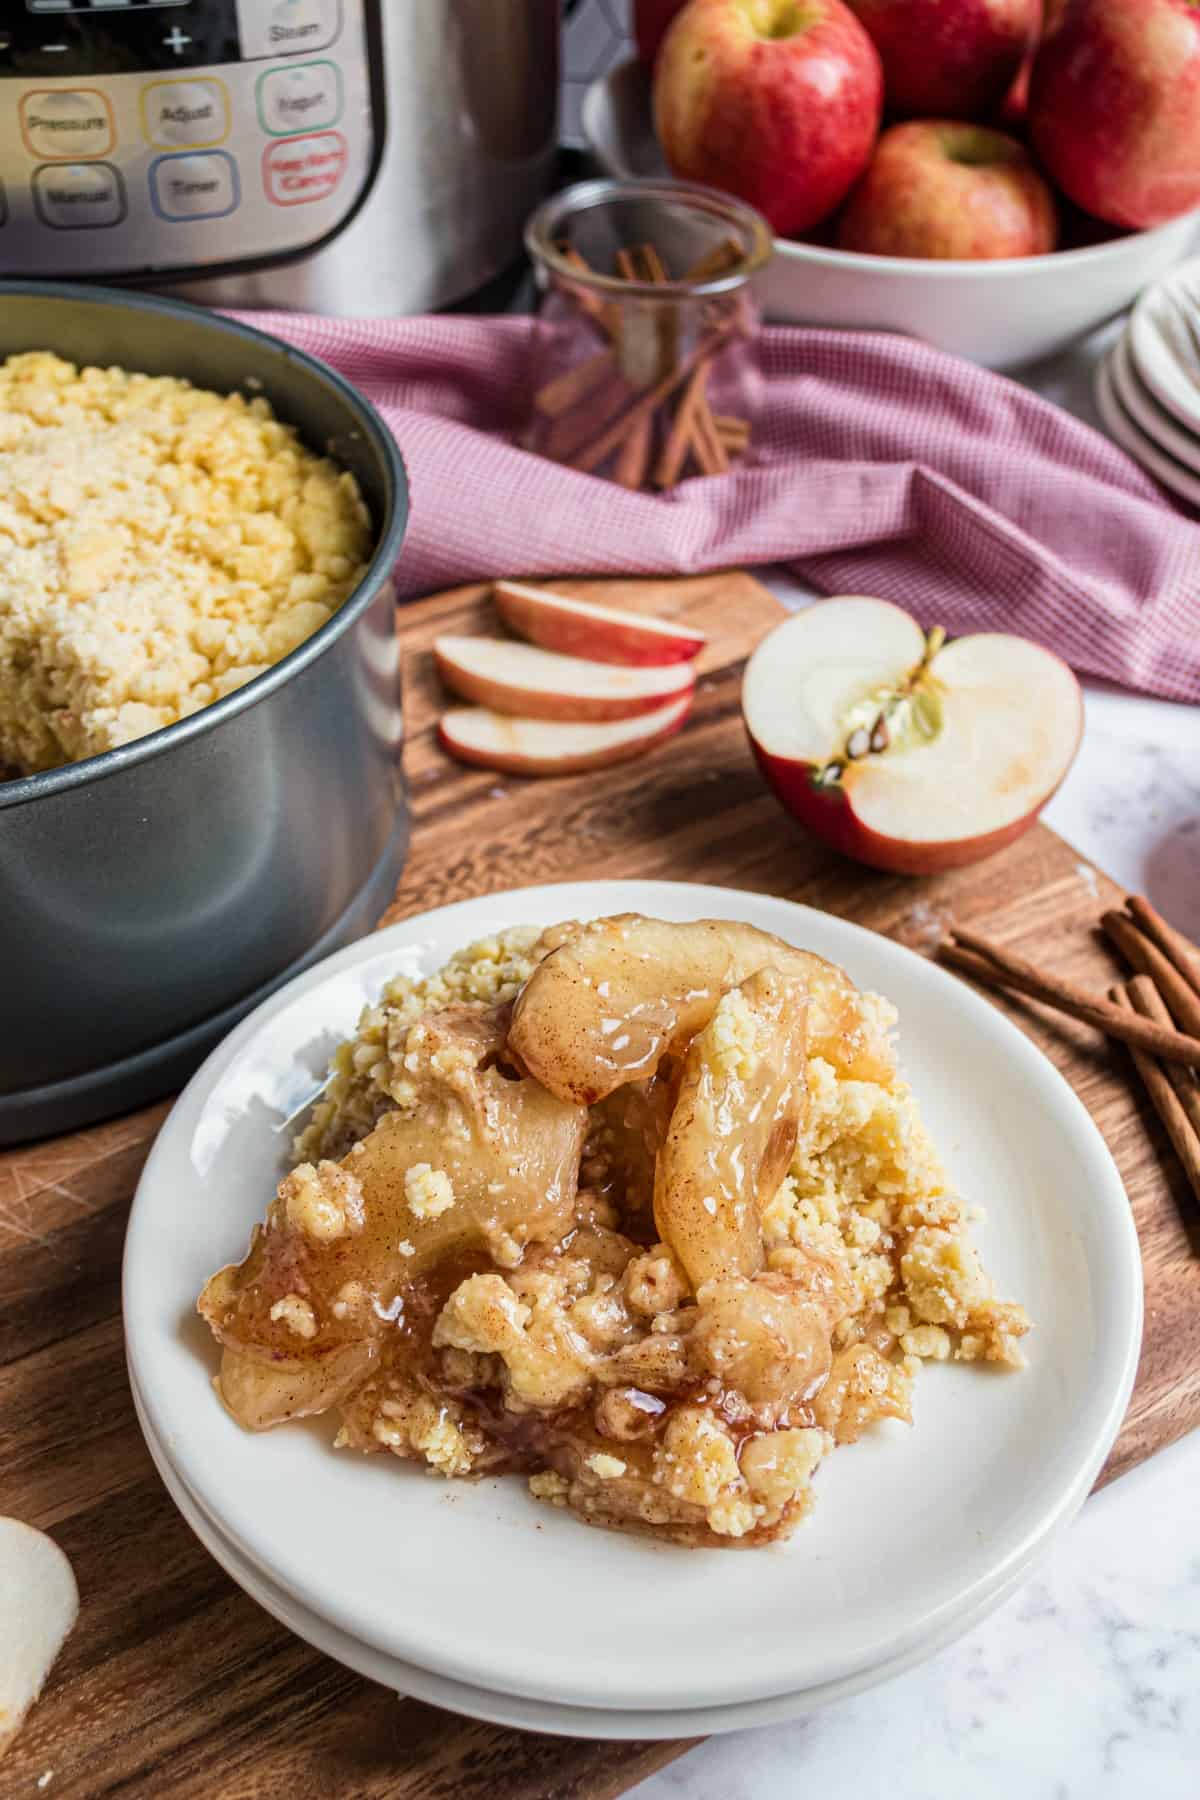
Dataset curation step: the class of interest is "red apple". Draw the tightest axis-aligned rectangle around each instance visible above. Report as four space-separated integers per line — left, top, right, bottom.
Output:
439 695 693 777
653 0 883 237
845 0 1039 119
494 581 706 666
838 120 1057 258
635 0 691 65
434 635 695 722
1029 0 1200 229
742 597 1082 875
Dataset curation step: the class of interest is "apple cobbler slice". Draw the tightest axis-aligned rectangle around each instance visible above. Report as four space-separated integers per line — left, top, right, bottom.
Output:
200 914 1028 1546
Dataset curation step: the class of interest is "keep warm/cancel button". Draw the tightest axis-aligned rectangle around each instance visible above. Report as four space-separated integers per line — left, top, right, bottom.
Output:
263 130 347 206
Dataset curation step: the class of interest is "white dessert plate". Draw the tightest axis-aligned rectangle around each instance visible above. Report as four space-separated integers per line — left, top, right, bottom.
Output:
123 880 1142 1715
128 1358 1085 1740
583 59 1200 370
1128 255 1200 438
1095 350 1200 509
1108 329 1200 473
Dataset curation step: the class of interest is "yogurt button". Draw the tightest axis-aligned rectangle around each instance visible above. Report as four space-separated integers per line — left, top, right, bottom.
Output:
257 61 343 135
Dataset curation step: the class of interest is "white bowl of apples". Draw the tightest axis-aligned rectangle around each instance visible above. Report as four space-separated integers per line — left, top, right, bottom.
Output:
585 0 1200 370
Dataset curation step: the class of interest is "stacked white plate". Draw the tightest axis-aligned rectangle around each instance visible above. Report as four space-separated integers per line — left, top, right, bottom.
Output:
1096 256 1200 507
123 881 1143 1740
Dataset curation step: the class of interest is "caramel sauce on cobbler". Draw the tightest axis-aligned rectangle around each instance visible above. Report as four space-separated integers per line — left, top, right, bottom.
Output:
200 916 1030 1548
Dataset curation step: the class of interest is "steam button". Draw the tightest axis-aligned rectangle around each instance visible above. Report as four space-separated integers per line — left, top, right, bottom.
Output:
239 0 342 60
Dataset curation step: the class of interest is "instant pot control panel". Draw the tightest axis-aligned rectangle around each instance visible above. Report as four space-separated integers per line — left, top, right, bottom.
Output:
0 0 377 280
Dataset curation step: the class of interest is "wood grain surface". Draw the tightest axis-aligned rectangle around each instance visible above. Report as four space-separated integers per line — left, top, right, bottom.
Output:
3 571 1196 1799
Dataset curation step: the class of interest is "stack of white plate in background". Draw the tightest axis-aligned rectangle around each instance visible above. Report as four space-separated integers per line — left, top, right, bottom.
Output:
1096 255 1200 507
122 880 1142 1740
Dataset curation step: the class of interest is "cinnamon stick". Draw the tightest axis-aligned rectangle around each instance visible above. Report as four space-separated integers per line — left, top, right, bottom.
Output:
690 388 729 475
533 346 615 418
713 412 751 448
1126 895 1200 997
1101 909 1200 1039
639 243 670 283
1126 974 1200 1143
684 237 743 282
570 324 734 475
614 410 653 489
1112 980 1200 1207
556 244 608 324
653 359 711 487
939 936 1200 1066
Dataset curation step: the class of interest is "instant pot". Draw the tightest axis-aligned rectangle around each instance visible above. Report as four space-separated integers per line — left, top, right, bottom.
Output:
0 0 560 314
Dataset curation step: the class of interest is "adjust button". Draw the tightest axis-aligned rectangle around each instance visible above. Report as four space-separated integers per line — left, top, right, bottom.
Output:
150 151 240 221
32 162 126 230
141 78 230 149
239 0 342 60
257 60 342 135
263 130 347 206
21 90 115 162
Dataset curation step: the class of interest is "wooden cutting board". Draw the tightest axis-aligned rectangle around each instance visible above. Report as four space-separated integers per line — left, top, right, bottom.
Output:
3 572 1197 1800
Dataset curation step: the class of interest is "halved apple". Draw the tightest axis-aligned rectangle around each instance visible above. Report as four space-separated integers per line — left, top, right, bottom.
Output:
439 693 692 777
494 580 707 667
743 597 1083 875
0 1517 79 1757
435 635 695 723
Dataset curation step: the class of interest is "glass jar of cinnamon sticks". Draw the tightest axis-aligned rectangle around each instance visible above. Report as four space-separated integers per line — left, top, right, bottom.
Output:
523 178 771 491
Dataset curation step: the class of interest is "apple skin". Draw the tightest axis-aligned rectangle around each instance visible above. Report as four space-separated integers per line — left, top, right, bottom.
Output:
494 581 706 666
747 735 1076 874
1029 0 1200 228
653 0 883 237
845 0 1039 119
635 0 691 65
438 695 692 778
838 120 1058 259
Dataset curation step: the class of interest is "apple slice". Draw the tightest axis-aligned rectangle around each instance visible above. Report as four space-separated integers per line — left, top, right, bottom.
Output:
439 693 692 777
743 597 1082 875
494 581 707 667
0 1517 79 1758
434 635 694 723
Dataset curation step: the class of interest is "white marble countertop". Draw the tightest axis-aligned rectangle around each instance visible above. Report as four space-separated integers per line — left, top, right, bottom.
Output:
629 341 1200 1797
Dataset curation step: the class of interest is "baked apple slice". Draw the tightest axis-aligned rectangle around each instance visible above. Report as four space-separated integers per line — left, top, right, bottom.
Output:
653 967 808 1287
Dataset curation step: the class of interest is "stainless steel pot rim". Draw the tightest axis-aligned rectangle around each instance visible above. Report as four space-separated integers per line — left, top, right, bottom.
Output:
0 280 409 813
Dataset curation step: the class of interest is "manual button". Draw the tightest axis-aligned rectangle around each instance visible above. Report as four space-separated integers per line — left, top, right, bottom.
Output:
21 90 115 162
141 78 230 149
33 163 126 230
257 60 342 135
239 0 342 60
150 151 240 221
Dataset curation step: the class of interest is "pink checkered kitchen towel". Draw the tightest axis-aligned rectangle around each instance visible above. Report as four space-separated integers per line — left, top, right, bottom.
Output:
240 311 1200 704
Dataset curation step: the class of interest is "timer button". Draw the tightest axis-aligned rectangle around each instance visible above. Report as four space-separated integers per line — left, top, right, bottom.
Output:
240 0 342 61
20 90 116 162
32 163 126 230
257 61 343 136
141 78 231 150
150 151 240 222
